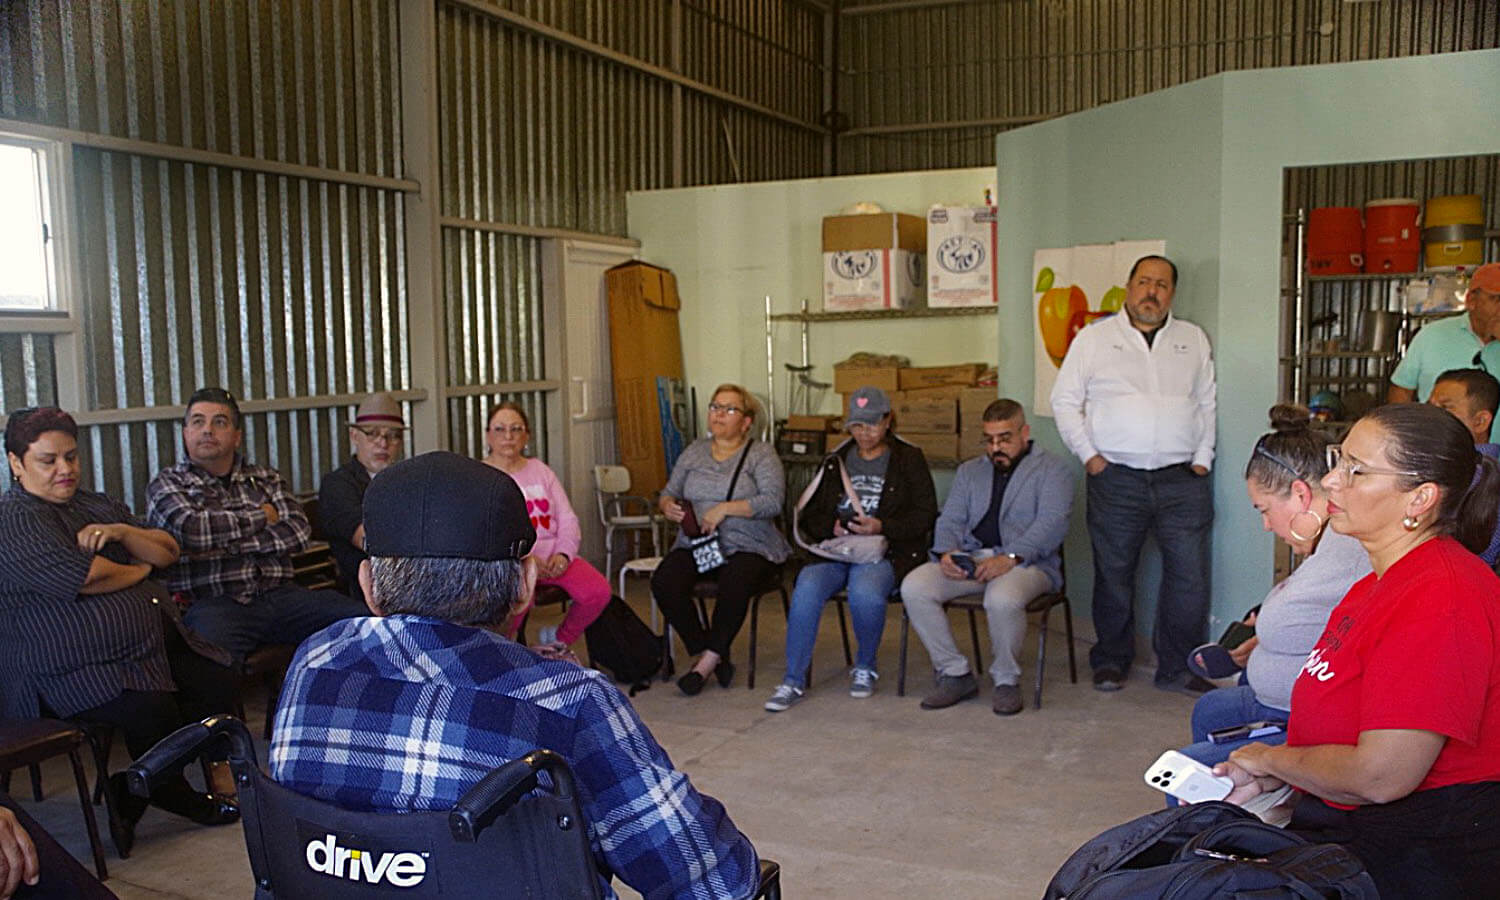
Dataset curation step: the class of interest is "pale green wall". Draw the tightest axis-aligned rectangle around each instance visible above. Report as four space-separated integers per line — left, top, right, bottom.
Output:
996 48 1500 652
626 168 997 421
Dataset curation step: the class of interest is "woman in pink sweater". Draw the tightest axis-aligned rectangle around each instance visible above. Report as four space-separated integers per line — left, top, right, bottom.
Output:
482 402 610 645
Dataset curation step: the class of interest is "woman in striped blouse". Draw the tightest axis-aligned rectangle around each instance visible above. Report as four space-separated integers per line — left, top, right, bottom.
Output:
0 407 239 858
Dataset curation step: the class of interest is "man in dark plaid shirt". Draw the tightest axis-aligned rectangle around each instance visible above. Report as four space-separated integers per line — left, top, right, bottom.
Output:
269 452 760 900
146 388 365 660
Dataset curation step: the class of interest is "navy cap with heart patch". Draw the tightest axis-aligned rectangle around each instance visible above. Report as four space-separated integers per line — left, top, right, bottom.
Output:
363 451 535 561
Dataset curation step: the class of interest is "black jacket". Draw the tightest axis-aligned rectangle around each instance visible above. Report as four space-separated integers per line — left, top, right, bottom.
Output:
798 436 938 581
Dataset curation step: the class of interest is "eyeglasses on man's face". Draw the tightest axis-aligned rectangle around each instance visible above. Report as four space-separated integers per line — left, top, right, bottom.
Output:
354 426 403 444
1324 445 1419 484
708 402 745 417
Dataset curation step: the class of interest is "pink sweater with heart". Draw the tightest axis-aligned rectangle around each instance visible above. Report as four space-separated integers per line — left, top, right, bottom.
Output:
506 457 582 561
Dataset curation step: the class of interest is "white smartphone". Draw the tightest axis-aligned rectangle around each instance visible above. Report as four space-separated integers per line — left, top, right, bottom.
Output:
1143 750 1235 804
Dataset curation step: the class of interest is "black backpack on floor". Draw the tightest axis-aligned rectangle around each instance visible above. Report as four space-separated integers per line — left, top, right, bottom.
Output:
584 595 664 696
1046 801 1377 899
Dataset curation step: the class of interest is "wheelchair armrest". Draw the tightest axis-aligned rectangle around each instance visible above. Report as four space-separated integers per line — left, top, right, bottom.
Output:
448 748 579 842
755 859 782 900
124 714 256 799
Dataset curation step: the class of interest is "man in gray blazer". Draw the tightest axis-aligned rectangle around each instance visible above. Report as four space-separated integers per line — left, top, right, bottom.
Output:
901 399 1074 715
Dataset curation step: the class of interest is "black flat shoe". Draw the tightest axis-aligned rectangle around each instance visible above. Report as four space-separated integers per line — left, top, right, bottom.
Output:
151 779 242 826
677 671 706 696
715 659 736 688
105 773 147 859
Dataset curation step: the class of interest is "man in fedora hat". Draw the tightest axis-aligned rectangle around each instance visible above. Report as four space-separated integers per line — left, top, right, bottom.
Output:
270 452 760 900
318 393 409 590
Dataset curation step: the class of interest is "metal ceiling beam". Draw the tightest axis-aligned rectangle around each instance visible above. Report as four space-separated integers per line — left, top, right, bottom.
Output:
841 113 1053 136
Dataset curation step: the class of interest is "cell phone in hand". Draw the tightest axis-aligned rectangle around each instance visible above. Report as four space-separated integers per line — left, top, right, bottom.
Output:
1143 750 1234 804
950 553 977 578
1207 720 1286 745
1217 619 1256 651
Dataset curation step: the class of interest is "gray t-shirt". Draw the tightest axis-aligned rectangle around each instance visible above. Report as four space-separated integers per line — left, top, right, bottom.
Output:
837 445 889 520
1246 527 1372 712
665 438 791 563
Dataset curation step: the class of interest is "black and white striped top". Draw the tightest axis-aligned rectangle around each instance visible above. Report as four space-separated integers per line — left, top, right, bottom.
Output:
0 484 181 719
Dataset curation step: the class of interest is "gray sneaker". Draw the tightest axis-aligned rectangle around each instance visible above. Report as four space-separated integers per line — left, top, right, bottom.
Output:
920 672 979 709
849 667 878 698
992 683 1023 716
764 683 805 712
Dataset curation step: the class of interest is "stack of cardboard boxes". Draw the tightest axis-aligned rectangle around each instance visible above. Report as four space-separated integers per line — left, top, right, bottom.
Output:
832 360 995 463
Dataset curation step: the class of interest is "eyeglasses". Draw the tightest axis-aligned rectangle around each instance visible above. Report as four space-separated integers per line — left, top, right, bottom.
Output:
354 426 403 444
1324 445 1420 484
980 434 1015 447
708 403 745 416
487 425 527 436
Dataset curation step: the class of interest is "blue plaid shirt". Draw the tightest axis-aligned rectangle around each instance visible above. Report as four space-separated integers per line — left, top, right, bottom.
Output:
270 616 759 900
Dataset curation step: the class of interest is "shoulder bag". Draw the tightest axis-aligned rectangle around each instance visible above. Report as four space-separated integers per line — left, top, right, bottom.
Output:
685 441 752 574
793 450 889 565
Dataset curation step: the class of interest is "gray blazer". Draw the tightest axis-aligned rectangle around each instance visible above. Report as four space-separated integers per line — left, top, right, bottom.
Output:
929 444 1074 591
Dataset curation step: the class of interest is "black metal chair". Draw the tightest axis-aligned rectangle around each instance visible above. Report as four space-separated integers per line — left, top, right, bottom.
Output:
681 567 790 690
898 549 1078 708
127 715 782 899
0 718 108 880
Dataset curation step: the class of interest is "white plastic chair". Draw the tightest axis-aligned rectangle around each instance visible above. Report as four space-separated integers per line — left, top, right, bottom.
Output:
592 465 663 580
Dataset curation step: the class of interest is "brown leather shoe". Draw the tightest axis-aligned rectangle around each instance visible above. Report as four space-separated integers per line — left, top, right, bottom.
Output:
992 683 1023 716
920 673 978 709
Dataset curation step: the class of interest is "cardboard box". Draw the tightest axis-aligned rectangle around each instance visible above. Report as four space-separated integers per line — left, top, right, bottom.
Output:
785 414 841 433
824 249 924 311
958 387 996 428
898 363 985 391
891 389 958 433
833 364 899 395
901 431 960 462
927 205 999 308
823 213 926 312
826 432 849 454
822 213 926 253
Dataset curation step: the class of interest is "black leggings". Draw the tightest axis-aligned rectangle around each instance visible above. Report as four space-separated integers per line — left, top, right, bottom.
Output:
651 549 778 658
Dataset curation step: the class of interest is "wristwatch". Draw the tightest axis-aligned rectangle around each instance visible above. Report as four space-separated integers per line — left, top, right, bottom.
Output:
1003 552 1024 564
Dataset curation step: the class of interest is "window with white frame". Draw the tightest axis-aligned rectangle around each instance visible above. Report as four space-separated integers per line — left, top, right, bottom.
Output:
0 138 58 312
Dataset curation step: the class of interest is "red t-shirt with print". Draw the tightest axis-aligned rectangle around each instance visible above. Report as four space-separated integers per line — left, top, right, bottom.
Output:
1287 536 1500 796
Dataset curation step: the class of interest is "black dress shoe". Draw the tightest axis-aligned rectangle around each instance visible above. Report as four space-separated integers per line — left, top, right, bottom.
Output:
105 773 147 859
151 778 242 826
677 671 706 696
715 658 736 688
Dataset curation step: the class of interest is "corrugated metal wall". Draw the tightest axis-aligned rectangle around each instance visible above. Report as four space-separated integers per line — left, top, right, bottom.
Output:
835 0 1500 174
0 0 409 506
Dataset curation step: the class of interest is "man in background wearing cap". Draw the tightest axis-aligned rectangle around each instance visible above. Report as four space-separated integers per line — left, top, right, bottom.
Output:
1389 264 1500 436
317 393 408 592
146 387 367 661
269 452 760 900
900 399 1072 715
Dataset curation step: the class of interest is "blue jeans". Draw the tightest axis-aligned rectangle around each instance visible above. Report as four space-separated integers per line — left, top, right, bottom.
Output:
184 582 368 661
1178 684 1289 767
1085 462 1213 679
782 560 894 689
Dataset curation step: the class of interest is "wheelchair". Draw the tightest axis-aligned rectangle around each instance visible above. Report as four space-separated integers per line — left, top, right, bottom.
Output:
127 715 780 899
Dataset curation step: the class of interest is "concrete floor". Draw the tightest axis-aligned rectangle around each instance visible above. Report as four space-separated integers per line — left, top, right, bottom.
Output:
13 584 1201 899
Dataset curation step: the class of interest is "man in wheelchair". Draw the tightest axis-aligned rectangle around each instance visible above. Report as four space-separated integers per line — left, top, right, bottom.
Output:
268 452 761 899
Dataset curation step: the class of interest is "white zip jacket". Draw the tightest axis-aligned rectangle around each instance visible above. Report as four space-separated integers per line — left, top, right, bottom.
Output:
1050 311 1217 471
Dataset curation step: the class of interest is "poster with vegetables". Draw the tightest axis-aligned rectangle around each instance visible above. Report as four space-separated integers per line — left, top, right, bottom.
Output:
1032 239 1165 416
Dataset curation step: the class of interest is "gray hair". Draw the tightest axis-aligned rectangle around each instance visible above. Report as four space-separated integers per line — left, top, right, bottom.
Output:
368 555 525 625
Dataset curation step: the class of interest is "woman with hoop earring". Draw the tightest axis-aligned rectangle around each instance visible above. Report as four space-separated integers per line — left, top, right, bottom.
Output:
1172 404 1372 769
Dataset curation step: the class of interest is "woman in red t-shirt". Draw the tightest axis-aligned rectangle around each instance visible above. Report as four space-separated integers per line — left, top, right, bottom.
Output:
1215 402 1500 897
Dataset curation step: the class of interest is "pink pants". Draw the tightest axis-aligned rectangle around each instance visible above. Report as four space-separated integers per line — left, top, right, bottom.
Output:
506 556 612 645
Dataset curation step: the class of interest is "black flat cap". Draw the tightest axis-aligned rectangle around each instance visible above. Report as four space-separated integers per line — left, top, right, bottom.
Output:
363 451 535 561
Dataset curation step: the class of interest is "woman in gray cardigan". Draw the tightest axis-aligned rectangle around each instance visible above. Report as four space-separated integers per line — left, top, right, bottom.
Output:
653 384 790 695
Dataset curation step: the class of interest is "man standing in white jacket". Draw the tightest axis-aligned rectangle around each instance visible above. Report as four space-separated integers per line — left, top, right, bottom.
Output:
1050 255 1216 694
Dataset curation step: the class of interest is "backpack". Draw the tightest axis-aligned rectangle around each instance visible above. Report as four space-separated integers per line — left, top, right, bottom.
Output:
1046 802 1377 900
584 595 664 696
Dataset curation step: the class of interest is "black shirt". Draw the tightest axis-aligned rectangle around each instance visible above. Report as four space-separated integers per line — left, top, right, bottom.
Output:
318 456 372 590
970 442 1033 549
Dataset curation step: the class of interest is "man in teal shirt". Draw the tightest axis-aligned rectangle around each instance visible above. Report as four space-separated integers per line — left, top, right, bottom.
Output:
1389 263 1500 406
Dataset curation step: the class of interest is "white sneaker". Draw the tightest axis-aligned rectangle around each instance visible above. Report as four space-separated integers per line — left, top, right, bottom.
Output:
536 624 559 645
850 667 879 698
764 683 805 712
